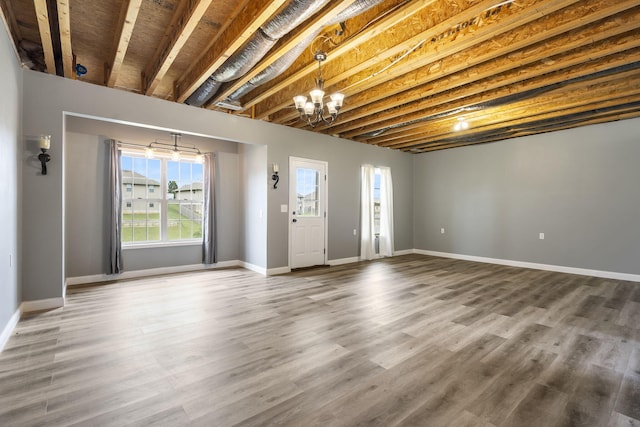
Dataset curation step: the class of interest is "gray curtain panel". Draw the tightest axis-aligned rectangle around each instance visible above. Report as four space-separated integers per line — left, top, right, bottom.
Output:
108 140 123 274
203 152 217 265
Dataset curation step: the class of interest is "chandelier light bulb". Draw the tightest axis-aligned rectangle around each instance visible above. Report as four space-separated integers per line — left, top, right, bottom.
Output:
309 88 324 105
304 102 315 115
327 101 337 115
171 150 181 161
293 95 307 110
145 147 155 159
330 93 344 108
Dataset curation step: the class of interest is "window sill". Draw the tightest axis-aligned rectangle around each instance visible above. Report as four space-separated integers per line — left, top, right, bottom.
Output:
123 240 202 250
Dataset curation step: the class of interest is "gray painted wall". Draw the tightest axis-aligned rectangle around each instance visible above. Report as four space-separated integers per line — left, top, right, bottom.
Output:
64 129 240 277
413 118 640 275
238 144 268 268
0 20 22 334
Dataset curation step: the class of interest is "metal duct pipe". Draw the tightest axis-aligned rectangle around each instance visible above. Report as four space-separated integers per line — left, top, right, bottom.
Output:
226 0 386 102
226 31 320 101
186 0 330 107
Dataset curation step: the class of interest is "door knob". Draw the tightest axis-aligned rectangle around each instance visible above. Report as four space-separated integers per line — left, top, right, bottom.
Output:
292 218 297 223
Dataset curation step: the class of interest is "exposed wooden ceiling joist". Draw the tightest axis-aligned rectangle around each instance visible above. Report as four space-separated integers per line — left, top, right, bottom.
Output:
352 45 640 145
32 0 55 75
375 71 640 149
325 1 640 136
210 0 365 104
142 0 214 95
105 0 143 88
174 0 289 103
273 0 584 126
242 0 439 115
6 0 640 153
56 0 72 78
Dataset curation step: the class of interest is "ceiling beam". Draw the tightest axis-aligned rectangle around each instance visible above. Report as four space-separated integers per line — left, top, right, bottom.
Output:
210 0 366 104
416 109 640 152
105 0 143 87
56 0 72 78
238 0 439 112
369 72 640 148
350 43 640 143
326 1 640 135
269 0 582 125
142 0 214 95
33 0 55 74
254 0 498 120
174 0 289 103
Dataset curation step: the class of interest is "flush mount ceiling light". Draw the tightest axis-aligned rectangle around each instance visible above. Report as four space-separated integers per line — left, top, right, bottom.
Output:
293 51 344 128
145 133 203 163
453 117 470 132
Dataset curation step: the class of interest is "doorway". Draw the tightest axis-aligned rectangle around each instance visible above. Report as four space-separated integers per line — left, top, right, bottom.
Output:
289 157 327 269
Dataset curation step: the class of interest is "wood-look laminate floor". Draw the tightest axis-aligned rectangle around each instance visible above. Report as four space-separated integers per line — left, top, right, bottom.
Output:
1 254 640 426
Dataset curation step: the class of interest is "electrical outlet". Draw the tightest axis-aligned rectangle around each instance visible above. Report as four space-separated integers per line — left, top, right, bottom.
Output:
353 229 357 236
539 232 545 240
441 228 445 234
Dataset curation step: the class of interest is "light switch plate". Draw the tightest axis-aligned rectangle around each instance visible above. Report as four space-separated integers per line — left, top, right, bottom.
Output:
281 204 288 213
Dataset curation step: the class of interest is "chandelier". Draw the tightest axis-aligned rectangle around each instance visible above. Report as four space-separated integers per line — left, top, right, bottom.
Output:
144 133 203 163
293 51 344 127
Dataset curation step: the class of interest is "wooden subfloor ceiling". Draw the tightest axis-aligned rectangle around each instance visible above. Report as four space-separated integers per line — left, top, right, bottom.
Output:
1 254 639 426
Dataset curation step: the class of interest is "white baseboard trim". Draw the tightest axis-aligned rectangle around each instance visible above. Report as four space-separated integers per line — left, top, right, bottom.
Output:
328 257 360 266
21 297 65 313
393 249 414 256
414 249 640 282
0 308 21 352
240 262 267 276
267 266 291 276
65 260 242 287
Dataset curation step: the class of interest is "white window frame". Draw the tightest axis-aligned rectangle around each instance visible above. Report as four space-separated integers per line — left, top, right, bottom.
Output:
120 151 204 248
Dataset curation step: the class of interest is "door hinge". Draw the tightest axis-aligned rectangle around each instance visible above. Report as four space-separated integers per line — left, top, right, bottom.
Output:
324 248 326 254
324 211 326 218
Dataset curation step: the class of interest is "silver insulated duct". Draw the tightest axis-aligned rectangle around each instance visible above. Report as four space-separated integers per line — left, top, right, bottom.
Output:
186 0 331 106
226 0 385 103
186 0 386 107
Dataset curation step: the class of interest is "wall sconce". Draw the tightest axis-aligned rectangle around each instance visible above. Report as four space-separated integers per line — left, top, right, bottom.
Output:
37 135 51 175
272 163 279 189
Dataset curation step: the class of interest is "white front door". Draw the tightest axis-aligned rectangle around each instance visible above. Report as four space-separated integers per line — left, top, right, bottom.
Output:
289 157 327 269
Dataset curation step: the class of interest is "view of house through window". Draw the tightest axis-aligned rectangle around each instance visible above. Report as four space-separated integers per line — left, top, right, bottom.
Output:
121 154 204 244
296 167 320 217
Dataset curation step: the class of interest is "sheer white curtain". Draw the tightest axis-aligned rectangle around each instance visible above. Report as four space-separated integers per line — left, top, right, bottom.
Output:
378 166 394 257
108 140 123 274
360 164 376 260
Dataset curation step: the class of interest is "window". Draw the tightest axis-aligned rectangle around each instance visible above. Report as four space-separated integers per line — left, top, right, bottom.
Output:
373 168 381 235
121 154 203 245
296 167 320 217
